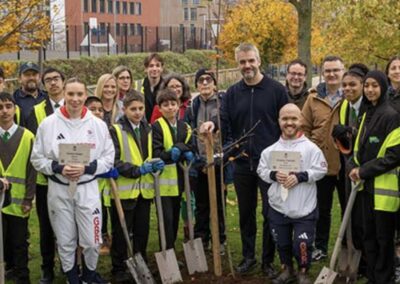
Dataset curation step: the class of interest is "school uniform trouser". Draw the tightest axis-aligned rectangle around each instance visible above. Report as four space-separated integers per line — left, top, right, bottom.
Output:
110 196 151 274
101 195 109 236
315 175 342 254
360 190 395 284
3 213 29 281
158 194 181 250
268 207 317 269
191 168 226 245
36 184 56 272
234 167 275 264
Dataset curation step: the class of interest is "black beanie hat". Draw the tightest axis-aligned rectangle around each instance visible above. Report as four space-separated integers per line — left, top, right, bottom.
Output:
363 70 389 101
195 68 217 87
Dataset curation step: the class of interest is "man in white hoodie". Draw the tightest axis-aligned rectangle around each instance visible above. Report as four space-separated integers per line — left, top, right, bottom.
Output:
257 103 327 284
31 78 115 283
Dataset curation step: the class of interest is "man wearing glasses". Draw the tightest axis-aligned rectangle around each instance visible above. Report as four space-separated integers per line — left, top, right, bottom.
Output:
285 59 309 109
25 67 65 284
301 55 345 262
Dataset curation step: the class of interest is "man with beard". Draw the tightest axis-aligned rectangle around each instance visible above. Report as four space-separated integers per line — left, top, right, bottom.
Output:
285 59 309 109
26 67 65 283
202 43 288 277
134 53 164 121
13 62 47 123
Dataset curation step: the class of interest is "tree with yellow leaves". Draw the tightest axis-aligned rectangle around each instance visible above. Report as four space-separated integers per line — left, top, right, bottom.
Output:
219 0 298 65
0 0 51 53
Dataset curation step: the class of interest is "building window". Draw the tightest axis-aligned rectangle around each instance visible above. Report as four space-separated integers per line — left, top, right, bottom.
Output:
182 0 188 4
107 0 113 13
122 1 127 14
91 0 97 12
184 8 189 21
193 0 200 4
84 22 89 35
190 8 197 21
83 0 89 12
130 23 135 35
137 23 142 35
116 23 121 36
136 2 141 15
122 23 128 35
116 1 120 14
99 0 105 12
130 2 134 14
100 22 106 35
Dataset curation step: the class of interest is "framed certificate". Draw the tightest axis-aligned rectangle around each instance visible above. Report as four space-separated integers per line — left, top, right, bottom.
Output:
59 144 90 166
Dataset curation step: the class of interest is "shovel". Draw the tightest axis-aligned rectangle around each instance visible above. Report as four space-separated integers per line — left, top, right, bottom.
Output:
152 171 182 284
336 180 361 282
109 179 155 284
0 188 5 284
314 182 363 284
179 160 208 275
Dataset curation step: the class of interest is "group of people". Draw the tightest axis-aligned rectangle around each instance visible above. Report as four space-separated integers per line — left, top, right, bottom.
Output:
1 42 400 284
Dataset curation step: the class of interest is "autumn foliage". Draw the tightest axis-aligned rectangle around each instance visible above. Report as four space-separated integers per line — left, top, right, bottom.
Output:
0 0 51 53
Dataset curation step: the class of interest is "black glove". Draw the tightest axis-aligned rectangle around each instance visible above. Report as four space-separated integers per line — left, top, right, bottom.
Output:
332 125 352 140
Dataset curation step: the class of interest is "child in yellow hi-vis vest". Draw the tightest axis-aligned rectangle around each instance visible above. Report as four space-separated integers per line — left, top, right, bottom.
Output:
109 92 164 282
152 88 194 251
0 92 36 283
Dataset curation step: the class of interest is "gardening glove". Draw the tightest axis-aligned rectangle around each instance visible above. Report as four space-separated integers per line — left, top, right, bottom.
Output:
139 162 153 175
170 147 182 162
97 168 119 179
184 151 195 162
332 125 352 140
151 160 165 172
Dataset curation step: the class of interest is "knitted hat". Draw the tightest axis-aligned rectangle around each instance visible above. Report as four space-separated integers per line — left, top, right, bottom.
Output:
195 68 217 87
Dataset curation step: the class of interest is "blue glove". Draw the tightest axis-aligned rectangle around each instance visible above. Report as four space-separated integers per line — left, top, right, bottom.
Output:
170 147 181 162
139 162 153 175
184 151 194 162
97 168 119 179
152 160 165 172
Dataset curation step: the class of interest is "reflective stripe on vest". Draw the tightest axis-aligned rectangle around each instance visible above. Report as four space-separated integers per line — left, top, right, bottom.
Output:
133 79 145 94
34 101 49 185
15 106 21 125
110 124 154 201
157 117 191 196
1 129 34 217
354 118 400 212
339 99 349 125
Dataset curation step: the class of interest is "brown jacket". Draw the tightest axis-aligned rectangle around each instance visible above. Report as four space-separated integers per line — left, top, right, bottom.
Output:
301 86 342 175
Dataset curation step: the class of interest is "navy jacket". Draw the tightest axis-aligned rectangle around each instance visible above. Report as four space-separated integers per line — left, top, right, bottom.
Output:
13 88 47 124
221 75 288 172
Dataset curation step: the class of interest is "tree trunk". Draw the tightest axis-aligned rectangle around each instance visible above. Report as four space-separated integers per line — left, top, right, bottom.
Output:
290 0 313 87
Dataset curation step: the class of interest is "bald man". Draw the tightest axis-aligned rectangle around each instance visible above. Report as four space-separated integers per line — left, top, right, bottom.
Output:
257 103 327 284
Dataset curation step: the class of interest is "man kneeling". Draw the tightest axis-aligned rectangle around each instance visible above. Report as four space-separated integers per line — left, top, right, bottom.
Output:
257 103 327 284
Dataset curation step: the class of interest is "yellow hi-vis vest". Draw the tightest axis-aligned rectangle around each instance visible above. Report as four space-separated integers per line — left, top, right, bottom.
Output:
15 106 21 125
33 100 48 186
133 79 145 94
108 124 154 202
98 178 111 207
353 113 400 212
1 129 34 217
157 117 192 197
339 99 349 125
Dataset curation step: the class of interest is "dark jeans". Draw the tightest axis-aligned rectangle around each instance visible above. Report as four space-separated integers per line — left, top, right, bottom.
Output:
36 184 56 271
315 175 341 253
3 213 29 281
158 194 181 250
110 196 151 274
269 207 317 269
191 168 226 245
234 169 275 264
360 191 395 284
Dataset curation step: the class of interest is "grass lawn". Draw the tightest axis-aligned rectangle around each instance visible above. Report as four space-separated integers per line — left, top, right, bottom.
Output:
7 186 366 283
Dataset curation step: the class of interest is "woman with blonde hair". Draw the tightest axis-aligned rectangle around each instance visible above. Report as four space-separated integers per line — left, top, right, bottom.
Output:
95 73 123 125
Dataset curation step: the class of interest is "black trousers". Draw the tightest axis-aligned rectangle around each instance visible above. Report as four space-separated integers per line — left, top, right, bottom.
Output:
110 196 151 274
234 169 275 264
101 195 109 236
191 168 226 245
157 194 181 250
360 190 395 284
315 175 342 253
3 213 29 281
36 184 56 271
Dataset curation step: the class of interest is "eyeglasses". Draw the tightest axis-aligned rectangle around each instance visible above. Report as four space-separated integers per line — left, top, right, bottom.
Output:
324 68 343 74
44 76 61 84
118 76 131 81
168 84 182 89
288 72 305 78
198 76 213 85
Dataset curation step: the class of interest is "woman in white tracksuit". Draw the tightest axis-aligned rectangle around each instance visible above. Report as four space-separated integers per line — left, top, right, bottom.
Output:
31 78 115 283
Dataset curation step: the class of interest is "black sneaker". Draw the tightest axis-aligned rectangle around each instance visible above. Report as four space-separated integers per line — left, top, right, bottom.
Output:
272 266 296 284
262 263 278 279
81 271 109 284
236 258 257 274
39 268 54 284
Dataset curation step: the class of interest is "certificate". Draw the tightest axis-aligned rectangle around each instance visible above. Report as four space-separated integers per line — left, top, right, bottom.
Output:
58 144 91 198
270 151 301 201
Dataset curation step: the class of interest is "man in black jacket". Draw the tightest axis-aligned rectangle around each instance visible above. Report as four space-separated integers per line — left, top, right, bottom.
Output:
285 59 309 109
207 43 288 276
